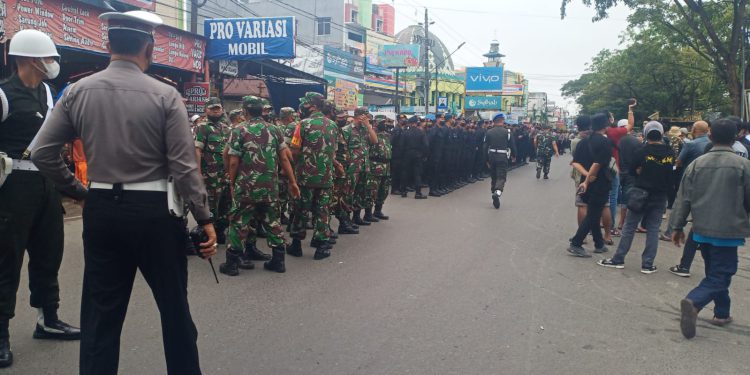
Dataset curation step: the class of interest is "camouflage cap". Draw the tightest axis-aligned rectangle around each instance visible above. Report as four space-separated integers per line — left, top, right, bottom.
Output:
228 109 244 119
299 92 326 108
335 108 348 118
374 114 387 121
206 97 222 108
261 98 273 109
242 95 264 109
279 107 296 119
354 106 370 116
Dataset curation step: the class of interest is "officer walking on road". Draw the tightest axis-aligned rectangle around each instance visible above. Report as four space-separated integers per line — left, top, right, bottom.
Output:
484 113 517 209
31 11 217 375
0 29 81 369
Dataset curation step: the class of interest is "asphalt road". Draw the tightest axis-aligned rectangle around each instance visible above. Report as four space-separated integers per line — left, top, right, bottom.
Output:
7 156 750 374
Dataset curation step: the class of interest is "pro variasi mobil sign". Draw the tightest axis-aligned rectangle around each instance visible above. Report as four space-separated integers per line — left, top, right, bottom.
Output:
465 67 504 93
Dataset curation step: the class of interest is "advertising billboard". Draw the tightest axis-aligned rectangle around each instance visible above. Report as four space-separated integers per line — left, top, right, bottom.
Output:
379 44 421 68
184 83 210 115
465 67 504 93
465 96 502 110
501 84 525 96
205 17 296 60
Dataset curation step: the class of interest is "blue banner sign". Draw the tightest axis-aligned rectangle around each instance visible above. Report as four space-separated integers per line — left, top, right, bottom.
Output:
205 17 296 60
465 67 504 93
465 96 502 110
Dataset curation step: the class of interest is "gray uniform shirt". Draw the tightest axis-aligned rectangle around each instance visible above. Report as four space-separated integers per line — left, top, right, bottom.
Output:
31 60 211 221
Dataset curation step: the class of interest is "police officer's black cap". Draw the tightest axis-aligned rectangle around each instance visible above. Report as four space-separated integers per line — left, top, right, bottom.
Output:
407 115 419 124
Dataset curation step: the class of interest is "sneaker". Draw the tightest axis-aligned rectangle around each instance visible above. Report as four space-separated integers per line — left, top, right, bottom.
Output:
709 316 733 327
680 298 698 339
567 245 591 258
597 258 624 269
640 266 658 274
594 246 609 254
659 234 671 242
492 195 500 209
668 266 690 277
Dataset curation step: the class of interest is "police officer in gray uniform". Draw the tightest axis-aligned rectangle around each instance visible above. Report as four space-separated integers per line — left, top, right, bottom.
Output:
31 11 216 375
0 29 81 369
483 113 516 209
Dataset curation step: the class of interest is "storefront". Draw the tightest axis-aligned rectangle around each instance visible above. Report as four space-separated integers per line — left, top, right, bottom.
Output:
0 0 205 106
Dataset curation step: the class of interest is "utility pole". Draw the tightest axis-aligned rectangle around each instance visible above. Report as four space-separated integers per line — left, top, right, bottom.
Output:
423 8 430 116
190 0 208 34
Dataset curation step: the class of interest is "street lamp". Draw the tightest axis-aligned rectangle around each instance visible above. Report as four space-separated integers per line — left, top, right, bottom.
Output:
433 42 466 116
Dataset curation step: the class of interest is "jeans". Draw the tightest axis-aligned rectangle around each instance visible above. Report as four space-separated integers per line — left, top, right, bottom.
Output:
611 195 666 267
571 190 608 249
678 230 700 270
608 173 620 226
686 244 738 319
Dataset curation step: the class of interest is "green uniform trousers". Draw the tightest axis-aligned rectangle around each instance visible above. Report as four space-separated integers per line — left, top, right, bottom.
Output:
290 187 331 242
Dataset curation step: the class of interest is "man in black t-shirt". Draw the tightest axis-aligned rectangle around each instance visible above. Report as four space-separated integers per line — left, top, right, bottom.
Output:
616 131 640 232
568 113 613 257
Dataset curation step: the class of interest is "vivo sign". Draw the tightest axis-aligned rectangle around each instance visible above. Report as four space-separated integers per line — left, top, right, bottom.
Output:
465 67 504 93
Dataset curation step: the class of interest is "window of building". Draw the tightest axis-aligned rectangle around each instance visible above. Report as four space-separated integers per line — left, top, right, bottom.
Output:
347 32 363 43
351 10 359 23
316 17 331 36
376 19 384 33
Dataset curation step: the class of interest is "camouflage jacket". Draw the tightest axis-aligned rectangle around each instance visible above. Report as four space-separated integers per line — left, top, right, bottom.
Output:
194 116 231 188
342 122 371 174
535 132 556 156
228 117 287 203
369 131 392 176
290 112 338 188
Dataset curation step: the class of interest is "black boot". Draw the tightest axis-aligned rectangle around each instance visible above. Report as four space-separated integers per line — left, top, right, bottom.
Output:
219 247 242 276
244 241 270 262
280 212 289 225
257 223 268 238
286 239 303 257
373 204 389 220
363 208 379 223
415 190 427 199
216 227 227 245
33 307 81 340
401 190 408 198
338 218 359 234
347 214 359 230
536 168 542 179
353 210 371 226
0 338 10 368
263 246 286 273
429 189 442 197
313 243 332 260
544 173 549 179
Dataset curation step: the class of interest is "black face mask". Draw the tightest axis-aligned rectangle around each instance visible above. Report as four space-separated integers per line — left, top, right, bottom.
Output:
337 120 348 127
299 106 313 119
377 124 387 132
207 114 223 122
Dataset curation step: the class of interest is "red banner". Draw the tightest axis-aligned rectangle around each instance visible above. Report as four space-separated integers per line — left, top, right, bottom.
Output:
3 0 204 73
114 0 155 11
183 82 210 115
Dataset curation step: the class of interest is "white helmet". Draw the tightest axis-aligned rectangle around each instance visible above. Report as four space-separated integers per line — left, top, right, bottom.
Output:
9 30 60 58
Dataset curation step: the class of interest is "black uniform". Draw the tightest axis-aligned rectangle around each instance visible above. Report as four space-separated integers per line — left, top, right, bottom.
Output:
427 125 445 194
0 76 78 342
390 125 404 194
484 125 517 193
399 125 428 197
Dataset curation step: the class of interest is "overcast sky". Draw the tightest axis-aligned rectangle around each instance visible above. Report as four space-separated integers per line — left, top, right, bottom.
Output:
387 0 631 112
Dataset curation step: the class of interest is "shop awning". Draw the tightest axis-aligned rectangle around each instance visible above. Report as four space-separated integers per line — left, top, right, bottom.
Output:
238 59 327 85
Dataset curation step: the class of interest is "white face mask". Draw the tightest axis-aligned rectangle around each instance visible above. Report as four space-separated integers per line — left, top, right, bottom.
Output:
36 59 60 80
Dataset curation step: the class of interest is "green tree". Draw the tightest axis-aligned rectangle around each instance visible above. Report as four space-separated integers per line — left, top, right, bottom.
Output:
561 0 748 115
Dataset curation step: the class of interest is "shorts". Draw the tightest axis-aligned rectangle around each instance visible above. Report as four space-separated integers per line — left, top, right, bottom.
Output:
575 191 610 207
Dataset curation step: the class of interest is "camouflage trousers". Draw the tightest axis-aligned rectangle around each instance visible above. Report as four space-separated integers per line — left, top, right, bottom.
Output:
228 200 286 250
278 178 289 218
333 175 353 219
206 185 230 231
290 187 331 241
351 172 369 211
536 153 553 175
367 174 391 208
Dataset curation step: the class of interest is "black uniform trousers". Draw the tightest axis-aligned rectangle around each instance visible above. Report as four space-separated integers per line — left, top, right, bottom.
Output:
0 171 63 327
401 152 424 193
488 153 509 192
80 189 200 375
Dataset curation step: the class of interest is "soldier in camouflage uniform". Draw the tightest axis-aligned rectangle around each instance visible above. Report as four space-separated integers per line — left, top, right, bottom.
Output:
365 116 393 221
219 96 300 276
343 107 378 226
534 125 560 179
287 92 344 260
276 107 297 225
229 109 245 127
333 110 359 235
194 97 231 243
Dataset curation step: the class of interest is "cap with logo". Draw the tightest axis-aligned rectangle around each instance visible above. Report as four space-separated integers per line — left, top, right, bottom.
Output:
206 97 222 109
99 11 163 39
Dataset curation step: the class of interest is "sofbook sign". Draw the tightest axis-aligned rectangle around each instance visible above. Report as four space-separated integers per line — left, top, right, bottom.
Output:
465 67 504 93
205 17 296 60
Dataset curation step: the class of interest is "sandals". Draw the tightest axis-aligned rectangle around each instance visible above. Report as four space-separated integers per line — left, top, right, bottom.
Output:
636 227 647 233
610 229 621 237
604 239 615 246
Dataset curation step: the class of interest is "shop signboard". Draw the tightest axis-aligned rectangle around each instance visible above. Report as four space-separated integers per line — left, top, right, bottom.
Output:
323 46 364 85
465 96 502 110
501 84 524 96
204 17 296 60
218 60 239 77
3 0 204 73
334 80 359 111
184 82 210 115
437 97 448 111
465 67 504 93
114 0 155 11
379 44 420 68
